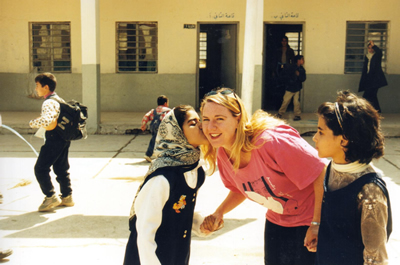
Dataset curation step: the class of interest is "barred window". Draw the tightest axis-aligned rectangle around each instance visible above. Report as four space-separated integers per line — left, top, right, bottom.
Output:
116 22 158 73
286 32 303 55
199 32 207 69
345 22 388 74
30 22 71 73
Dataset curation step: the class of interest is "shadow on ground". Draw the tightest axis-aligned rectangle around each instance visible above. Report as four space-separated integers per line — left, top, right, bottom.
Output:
3 215 130 239
193 218 257 241
1 213 256 241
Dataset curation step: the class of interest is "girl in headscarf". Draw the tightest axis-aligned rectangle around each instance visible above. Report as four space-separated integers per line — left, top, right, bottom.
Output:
123 105 215 265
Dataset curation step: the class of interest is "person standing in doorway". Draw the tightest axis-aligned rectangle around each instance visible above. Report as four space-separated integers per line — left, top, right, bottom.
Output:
358 40 388 113
272 36 296 110
277 55 306 121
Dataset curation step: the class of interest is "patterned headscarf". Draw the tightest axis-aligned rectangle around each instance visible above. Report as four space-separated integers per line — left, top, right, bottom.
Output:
130 109 200 219
147 109 200 176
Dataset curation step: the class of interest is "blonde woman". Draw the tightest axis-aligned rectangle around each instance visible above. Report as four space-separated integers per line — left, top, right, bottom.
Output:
200 88 326 265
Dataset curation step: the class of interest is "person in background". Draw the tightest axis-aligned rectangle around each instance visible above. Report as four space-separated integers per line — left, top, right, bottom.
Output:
29 73 74 212
271 35 296 110
359 40 388 113
140 95 171 162
200 88 327 265
277 55 306 121
313 91 392 265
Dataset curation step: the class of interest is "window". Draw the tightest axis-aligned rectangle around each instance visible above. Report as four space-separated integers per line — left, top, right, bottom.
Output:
116 22 158 73
345 22 388 73
199 32 207 69
286 32 303 55
30 22 71 73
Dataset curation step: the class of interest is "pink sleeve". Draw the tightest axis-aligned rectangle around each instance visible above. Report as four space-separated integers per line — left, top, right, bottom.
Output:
258 128 326 190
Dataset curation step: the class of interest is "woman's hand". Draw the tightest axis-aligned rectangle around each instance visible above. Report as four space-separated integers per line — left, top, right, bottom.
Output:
369 40 375 47
200 191 245 234
200 213 224 233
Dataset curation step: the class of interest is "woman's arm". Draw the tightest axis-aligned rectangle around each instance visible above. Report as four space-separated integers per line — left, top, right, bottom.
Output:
200 191 246 232
304 166 326 252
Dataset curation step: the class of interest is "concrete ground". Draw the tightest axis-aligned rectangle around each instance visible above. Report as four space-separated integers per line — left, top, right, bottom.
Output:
0 131 399 265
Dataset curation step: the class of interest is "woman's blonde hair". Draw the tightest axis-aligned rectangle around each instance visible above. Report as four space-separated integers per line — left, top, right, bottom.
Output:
200 88 286 170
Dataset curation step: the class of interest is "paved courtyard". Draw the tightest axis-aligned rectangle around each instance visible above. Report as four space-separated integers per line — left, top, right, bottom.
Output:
0 133 399 264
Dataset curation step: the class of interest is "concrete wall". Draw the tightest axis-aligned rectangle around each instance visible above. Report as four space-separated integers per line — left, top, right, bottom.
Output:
1 0 400 113
302 74 399 113
0 73 82 111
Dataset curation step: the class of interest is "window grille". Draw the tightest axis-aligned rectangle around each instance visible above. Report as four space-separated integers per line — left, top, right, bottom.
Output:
30 22 71 73
286 32 302 55
345 22 388 73
199 32 207 69
116 22 158 73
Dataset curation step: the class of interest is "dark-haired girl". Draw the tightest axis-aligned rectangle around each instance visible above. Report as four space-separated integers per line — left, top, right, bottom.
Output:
313 91 392 265
123 105 214 265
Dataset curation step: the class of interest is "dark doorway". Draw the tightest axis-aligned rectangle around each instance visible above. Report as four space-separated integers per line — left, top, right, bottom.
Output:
263 24 303 111
197 24 237 107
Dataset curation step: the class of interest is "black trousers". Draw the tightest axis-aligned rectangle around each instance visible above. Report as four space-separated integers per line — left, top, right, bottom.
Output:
363 86 381 113
264 219 315 265
34 130 72 197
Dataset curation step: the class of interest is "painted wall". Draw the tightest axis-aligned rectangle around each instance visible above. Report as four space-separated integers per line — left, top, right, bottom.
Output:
0 0 82 73
1 0 400 112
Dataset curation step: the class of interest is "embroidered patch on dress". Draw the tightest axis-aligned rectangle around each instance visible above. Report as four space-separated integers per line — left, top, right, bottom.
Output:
173 195 187 213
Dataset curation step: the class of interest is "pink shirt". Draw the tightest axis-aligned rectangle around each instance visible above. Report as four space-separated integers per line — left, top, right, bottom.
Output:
217 125 326 227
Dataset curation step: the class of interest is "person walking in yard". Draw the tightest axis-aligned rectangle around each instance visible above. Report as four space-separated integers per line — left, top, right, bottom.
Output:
140 95 171 162
29 73 75 212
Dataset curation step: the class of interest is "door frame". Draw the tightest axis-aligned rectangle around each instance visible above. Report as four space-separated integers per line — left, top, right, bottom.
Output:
262 21 306 111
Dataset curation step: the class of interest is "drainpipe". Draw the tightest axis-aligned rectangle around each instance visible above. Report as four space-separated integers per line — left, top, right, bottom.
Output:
241 0 264 114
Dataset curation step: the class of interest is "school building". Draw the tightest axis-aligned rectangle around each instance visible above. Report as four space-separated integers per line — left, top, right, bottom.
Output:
1 0 399 132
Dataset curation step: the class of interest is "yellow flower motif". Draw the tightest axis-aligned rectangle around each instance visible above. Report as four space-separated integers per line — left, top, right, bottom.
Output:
173 195 187 213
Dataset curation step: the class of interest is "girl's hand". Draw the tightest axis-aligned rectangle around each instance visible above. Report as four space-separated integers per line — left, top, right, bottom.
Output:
304 225 319 252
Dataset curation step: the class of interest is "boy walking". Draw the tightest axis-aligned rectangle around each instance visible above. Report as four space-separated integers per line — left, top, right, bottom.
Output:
29 73 74 212
140 95 170 162
277 55 306 121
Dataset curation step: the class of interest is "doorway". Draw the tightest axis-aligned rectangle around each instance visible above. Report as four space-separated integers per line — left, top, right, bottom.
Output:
197 23 238 107
263 24 303 111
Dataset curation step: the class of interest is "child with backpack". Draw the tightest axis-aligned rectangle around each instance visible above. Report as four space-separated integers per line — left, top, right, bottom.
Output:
29 73 75 212
140 95 171 162
312 91 392 264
